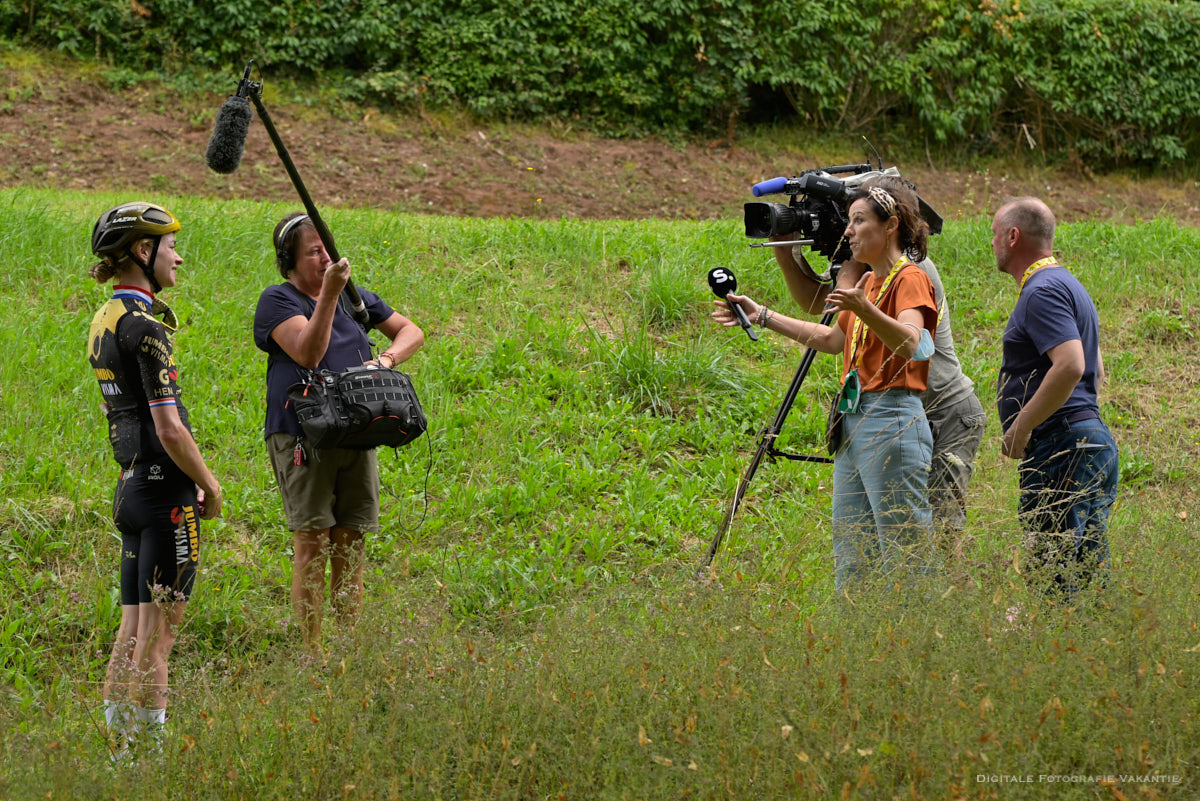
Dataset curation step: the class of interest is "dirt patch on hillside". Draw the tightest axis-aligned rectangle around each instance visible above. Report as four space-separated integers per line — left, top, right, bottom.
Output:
3 76 1197 227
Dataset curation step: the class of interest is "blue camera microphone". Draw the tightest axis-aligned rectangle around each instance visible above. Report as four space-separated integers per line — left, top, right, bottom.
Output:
708 267 757 341
751 176 789 197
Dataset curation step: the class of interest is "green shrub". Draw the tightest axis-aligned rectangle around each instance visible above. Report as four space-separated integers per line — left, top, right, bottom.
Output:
2 1 1198 162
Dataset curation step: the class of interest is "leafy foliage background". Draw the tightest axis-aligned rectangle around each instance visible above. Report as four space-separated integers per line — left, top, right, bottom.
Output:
3 1 1198 160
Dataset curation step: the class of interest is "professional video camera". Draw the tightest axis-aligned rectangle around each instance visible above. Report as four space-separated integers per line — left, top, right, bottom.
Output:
743 163 944 264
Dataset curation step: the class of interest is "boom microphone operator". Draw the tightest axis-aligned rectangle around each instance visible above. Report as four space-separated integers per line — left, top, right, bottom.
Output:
707 267 757 342
204 61 371 327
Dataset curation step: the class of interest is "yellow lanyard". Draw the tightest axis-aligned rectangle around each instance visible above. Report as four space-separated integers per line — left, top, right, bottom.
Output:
848 257 909 370
1020 256 1059 290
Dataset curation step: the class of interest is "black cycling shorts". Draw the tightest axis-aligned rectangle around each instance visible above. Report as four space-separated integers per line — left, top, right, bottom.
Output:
113 462 200 605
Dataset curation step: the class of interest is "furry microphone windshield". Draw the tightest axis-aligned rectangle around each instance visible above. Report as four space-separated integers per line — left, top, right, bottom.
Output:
204 95 253 174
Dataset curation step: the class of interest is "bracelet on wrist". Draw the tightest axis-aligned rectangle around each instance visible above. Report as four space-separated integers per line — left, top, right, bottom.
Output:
757 306 769 327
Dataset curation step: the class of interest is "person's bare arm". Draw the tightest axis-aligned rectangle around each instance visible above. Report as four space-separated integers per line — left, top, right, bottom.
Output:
372 312 425 367
713 292 845 354
825 272 926 358
150 404 222 519
771 238 831 314
1001 339 1085 459
269 260 351 369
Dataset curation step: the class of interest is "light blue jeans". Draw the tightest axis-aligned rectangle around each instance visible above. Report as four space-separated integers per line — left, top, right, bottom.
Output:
832 390 936 590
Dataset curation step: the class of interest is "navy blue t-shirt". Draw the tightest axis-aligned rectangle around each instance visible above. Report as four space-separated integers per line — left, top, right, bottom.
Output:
253 283 396 439
997 267 1101 438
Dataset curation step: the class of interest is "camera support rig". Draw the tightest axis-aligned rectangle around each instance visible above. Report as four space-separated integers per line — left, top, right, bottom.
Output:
699 162 944 575
698 276 839 576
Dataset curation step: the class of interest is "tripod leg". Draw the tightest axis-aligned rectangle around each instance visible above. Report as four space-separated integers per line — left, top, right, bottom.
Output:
697 309 837 576
697 436 772 577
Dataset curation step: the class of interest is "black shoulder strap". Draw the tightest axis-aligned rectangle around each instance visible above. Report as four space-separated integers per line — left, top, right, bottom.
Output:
281 281 312 318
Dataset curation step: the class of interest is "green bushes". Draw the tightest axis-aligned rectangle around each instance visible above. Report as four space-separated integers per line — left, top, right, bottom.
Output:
757 0 1200 164
3 0 1198 162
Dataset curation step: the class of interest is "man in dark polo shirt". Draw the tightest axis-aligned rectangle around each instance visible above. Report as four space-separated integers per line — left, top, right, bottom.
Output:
991 197 1118 600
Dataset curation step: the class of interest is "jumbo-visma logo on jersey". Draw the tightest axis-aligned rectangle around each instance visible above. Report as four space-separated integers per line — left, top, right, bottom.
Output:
170 505 199 565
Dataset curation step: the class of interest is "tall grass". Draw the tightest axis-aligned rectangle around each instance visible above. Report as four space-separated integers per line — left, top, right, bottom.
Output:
1 188 1197 798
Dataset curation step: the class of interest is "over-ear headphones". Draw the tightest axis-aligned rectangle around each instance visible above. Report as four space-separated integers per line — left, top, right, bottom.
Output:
273 213 310 277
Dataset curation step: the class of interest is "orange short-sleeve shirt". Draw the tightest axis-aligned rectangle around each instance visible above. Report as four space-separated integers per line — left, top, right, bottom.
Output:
836 264 939 393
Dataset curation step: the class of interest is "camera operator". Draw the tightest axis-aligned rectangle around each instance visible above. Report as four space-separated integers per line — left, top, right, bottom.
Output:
87 202 223 757
713 181 939 589
254 213 424 652
771 175 985 558
992 197 1117 600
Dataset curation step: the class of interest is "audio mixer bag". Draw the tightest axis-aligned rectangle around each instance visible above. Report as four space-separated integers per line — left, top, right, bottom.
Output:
287 365 426 450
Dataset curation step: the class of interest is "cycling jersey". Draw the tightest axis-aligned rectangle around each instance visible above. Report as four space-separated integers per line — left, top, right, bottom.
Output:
88 286 190 468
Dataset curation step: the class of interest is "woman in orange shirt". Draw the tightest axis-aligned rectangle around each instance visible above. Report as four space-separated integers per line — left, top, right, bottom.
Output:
712 180 939 589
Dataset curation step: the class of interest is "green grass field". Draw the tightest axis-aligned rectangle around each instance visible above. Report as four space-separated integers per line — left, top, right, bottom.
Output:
1 187 1197 798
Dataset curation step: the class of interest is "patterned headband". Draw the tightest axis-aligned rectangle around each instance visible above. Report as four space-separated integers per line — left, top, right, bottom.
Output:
867 186 897 217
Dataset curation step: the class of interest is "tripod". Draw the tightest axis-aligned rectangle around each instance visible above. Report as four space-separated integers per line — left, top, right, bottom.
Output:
698 306 838 575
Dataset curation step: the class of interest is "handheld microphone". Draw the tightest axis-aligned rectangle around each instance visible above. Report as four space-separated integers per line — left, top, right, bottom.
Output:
707 267 757 341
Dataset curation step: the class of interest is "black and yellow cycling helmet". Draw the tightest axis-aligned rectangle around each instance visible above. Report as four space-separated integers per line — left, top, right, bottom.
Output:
91 202 181 291
91 202 180 258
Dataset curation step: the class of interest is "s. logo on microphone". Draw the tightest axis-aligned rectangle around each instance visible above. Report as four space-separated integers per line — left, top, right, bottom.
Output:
706 266 756 341
707 267 738 298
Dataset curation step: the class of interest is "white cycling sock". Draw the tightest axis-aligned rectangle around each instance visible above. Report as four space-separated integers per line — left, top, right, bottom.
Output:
134 706 167 748
103 700 135 733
